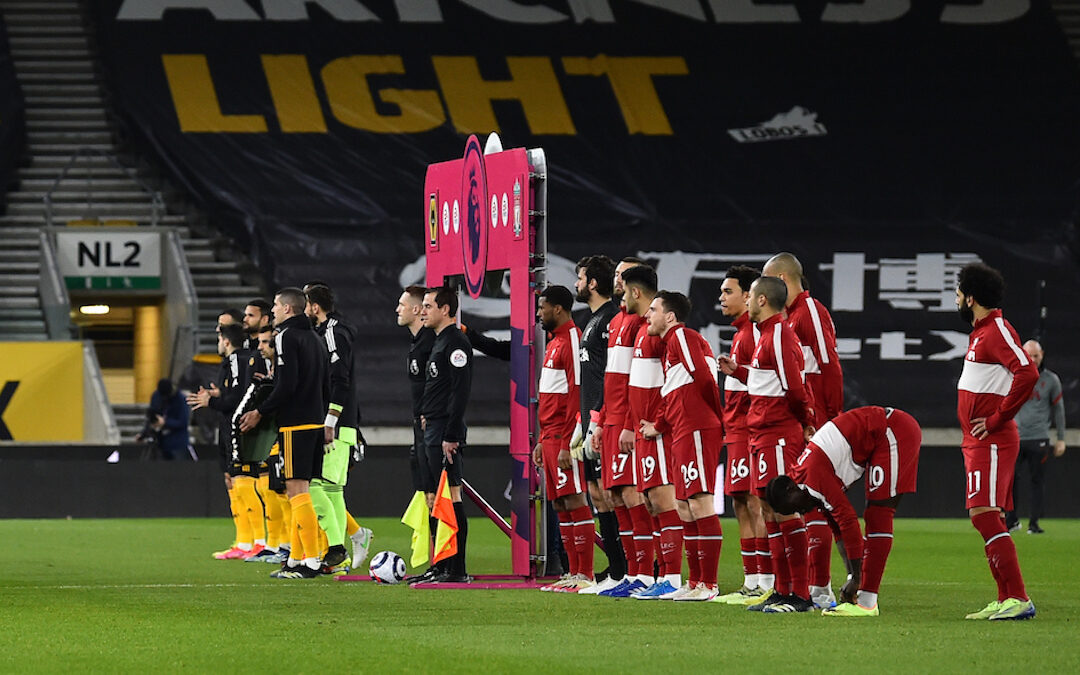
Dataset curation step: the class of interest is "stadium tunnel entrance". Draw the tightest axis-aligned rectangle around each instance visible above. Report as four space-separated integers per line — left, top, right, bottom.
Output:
70 299 162 405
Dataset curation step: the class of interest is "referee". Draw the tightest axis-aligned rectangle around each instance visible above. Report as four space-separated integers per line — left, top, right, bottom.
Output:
239 287 330 579
417 286 473 584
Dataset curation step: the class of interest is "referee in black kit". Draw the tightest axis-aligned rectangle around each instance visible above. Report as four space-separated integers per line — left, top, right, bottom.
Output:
415 286 473 584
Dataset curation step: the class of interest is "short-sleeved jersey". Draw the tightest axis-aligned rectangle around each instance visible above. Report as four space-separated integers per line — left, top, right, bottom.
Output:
956 309 1038 447
628 322 664 432
600 309 645 431
743 313 813 436
806 406 893 489
722 312 758 440
538 320 581 443
654 324 723 442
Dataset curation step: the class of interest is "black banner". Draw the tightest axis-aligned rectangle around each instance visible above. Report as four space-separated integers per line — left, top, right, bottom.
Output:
91 1 1080 426
0 16 25 211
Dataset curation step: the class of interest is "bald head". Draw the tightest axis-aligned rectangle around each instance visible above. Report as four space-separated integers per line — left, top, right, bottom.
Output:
763 252 806 301
1023 339 1044 369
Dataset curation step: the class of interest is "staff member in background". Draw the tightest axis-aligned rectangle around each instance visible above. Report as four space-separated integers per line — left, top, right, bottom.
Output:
239 287 330 580
1005 339 1066 535
417 286 474 584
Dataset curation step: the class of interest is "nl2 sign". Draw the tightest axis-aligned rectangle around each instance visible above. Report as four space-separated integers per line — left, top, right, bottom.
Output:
55 230 162 290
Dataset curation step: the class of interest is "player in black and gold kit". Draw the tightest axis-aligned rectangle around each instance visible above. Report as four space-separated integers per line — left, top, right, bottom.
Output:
239 288 330 579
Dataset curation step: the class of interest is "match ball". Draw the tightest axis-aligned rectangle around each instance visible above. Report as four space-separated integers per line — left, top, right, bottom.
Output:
369 551 407 584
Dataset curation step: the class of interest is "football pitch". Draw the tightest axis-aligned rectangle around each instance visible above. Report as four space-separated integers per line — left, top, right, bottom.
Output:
5 517 1078 673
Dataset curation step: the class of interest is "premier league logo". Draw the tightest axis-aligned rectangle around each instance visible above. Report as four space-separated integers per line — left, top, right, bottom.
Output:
460 135 489 299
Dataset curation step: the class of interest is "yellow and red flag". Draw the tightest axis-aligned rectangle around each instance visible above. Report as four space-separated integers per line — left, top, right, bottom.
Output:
431 469 459 564
400 491 430 568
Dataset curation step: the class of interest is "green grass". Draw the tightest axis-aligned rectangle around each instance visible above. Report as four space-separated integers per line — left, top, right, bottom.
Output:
4 517 1079 673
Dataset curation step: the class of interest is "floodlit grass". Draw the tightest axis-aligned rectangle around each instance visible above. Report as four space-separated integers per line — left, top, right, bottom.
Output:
5 517 1079 672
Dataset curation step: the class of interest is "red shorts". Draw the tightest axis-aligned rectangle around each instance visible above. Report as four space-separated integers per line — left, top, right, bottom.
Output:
724 435 752 495
542 439 586 499
864 408 921 500
671 427 722 501
962 440 1017 510
750 426 805 497
601 424 636 490
635 433 672 492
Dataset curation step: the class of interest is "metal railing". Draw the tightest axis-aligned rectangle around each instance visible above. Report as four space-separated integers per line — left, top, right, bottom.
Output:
37 231 76 339
43 147 165 227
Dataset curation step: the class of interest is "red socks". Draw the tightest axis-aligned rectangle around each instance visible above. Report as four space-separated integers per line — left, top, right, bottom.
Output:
972 511 1028 602
683 518 701 585
697 515 723 587
805 508 833 588
614 506 637 577
657 509 684 577
861 505 895 594
756 536 772 576
765 519 790 595
740 537 756 578
569 506 595 579
780 517 809 600
557 511 579 576
628 504 656 579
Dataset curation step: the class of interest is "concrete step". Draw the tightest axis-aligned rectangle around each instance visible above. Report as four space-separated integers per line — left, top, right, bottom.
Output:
0 250 40 263
26 143 115 155
0 308 46 321
0 262 41 272
192 274 247 285
0 214 188 227
29 131 113 144
0 227 44 238
18 177 143 190
24 96 103 107
0 333 48 341
11 191 155 203
3 13 83 26
7 36 88 49
0 297 41 310
9 48 92 59
0 320 48 333
25 108 108 122
14 60 95 74
7 202 162 217
2 286 39 297
20 165 129 177
195 286 263 297
21 83 99 96
3 2 82 12
188 261 240 272
13 71 97 84
26 119 111 131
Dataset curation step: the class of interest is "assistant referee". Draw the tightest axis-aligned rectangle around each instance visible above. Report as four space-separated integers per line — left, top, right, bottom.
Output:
239 287 329 579
417 286 473 584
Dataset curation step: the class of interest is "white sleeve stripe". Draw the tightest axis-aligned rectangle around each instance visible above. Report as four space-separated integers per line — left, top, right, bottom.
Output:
805 297 830 365
325 323 337 353
569 329 581 386
675 328 695 372
772 323 789 390
995 317 1029 366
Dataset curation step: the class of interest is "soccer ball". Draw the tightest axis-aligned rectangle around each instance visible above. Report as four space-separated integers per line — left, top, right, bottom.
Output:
369 551 407 584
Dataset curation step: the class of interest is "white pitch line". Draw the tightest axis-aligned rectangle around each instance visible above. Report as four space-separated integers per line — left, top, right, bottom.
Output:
0 583 323 590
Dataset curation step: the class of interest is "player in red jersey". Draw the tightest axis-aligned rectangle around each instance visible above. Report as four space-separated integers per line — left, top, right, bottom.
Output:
766 406 922 617
713 265 774 605
763 252 844 608
641 291 725 601
621 265 686 599
531 286 594 593
719 276 815 613
589 258 657 597
955 264 1038 620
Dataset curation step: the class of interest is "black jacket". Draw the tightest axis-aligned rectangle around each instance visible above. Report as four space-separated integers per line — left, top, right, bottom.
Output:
257 314 329 427
408 326 436 418
316 312 360 429
420 324 472 444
